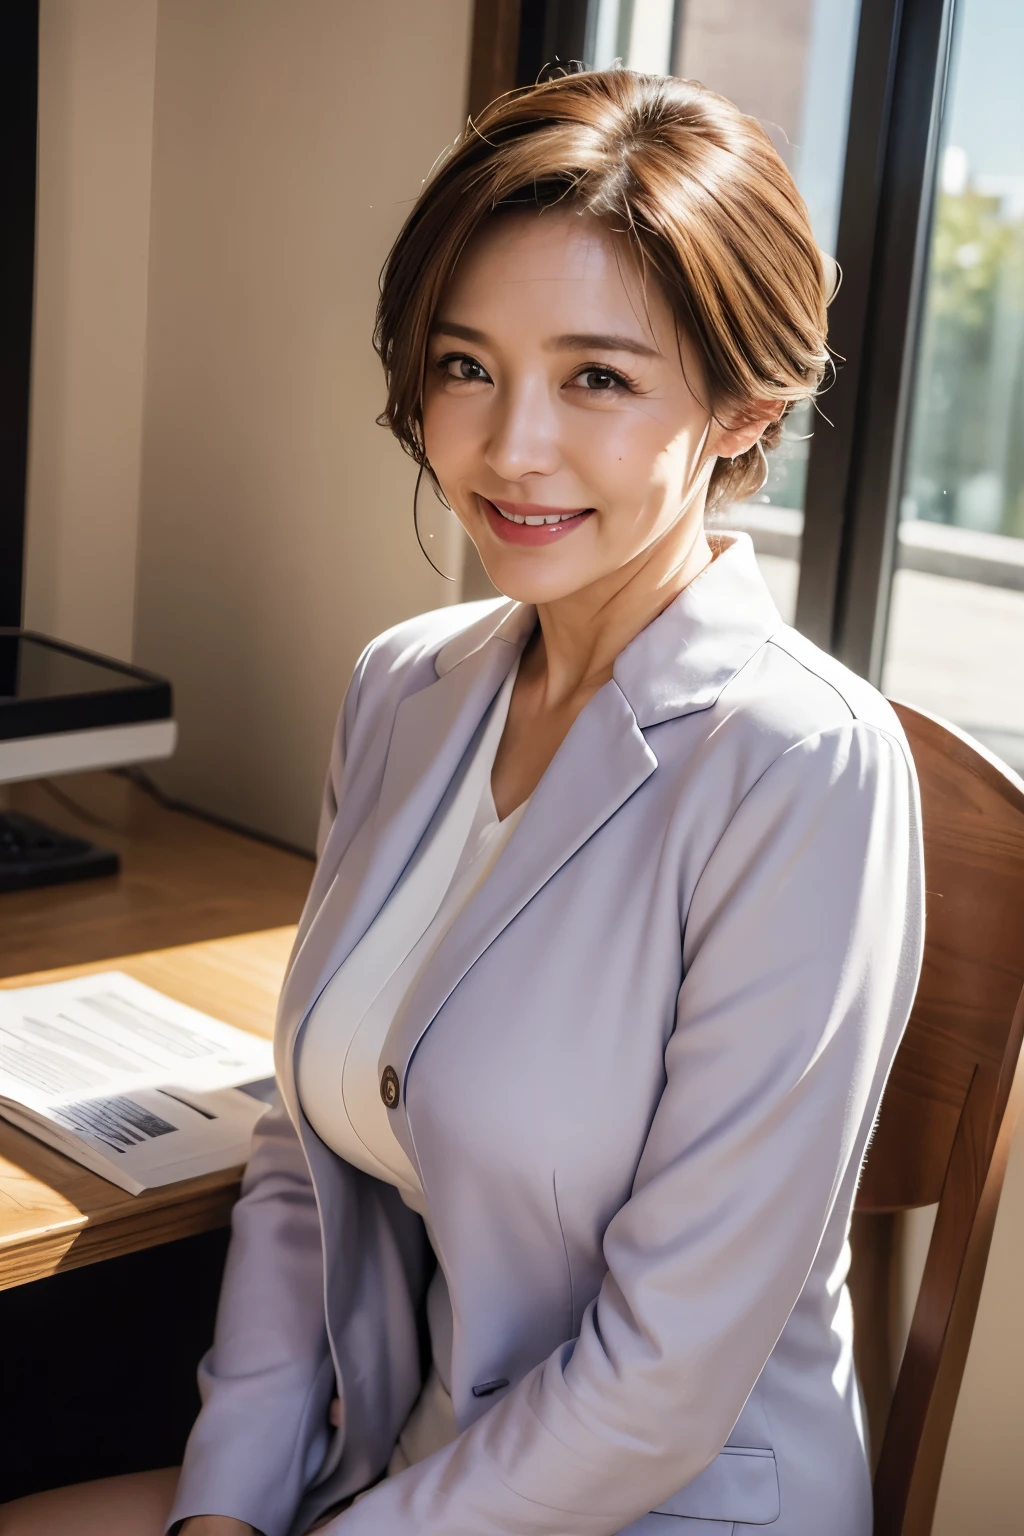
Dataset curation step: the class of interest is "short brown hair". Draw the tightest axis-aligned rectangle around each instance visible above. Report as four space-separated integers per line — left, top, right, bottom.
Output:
375 69 831 510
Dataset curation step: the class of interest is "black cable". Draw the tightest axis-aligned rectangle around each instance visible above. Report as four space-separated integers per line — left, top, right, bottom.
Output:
37 777 121 832
116 767 315 863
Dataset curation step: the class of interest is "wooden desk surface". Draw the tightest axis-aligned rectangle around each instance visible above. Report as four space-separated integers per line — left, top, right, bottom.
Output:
0 926 296 1291
0 771 313 979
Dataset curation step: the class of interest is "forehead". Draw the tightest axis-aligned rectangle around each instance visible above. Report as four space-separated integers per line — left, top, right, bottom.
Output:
439 209 670 337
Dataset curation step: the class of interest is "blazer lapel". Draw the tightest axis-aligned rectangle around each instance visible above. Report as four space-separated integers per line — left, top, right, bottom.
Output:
276 627 528 1113
380 677 657 1161
279 533 778 1121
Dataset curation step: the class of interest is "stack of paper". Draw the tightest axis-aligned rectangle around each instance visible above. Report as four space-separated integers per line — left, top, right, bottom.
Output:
0 971 276 1195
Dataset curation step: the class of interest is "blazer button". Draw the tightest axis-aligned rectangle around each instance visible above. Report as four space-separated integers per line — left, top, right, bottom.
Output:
471 1377 509 1399
380 1065 400 1108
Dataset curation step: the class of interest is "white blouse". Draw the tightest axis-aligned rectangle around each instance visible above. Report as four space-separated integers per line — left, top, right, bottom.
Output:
296 657 527 1471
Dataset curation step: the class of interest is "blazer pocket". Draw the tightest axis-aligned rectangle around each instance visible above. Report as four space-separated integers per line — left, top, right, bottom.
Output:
653 1445 780 1525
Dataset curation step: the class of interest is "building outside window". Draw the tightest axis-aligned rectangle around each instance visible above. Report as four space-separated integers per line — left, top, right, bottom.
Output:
883 0 1024 774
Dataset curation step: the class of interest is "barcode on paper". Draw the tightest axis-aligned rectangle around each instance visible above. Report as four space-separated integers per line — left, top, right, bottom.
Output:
50 1094 178 1154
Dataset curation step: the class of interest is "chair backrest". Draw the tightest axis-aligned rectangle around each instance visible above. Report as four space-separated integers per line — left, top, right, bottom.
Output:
850 701 1024 1536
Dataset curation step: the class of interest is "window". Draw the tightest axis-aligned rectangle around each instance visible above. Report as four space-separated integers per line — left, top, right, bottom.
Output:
481 0 1020 781
582 0 861 622
881 0 1024 773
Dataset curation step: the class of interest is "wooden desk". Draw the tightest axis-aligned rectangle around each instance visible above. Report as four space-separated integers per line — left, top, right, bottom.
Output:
0 768 314 1292
0 783 313 1496
0 770 313 978
0 926 297 1292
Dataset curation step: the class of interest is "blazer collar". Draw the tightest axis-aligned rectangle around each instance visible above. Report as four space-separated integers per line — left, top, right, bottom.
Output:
614 532 782 727
434 595 536 676
435 532 780 727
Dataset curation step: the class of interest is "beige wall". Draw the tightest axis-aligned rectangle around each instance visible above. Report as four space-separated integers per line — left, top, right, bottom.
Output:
24 0 158 661
132 0 471 850
25 0 473 848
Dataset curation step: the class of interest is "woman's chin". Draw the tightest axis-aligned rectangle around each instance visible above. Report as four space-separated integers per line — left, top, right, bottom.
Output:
470 547 599 607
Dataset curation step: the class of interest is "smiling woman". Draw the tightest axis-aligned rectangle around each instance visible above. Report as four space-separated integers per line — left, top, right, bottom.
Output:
378 70 831 526
422 212 722 581
0 68 923 1536
376 70 834 818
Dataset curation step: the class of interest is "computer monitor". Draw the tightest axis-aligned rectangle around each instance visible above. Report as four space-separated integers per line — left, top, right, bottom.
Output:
1 4 176 889
0 631 177 787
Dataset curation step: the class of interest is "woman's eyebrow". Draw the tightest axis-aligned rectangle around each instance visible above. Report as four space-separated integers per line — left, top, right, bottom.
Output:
430 321 487 342
549 332 661 358
430 321 661 359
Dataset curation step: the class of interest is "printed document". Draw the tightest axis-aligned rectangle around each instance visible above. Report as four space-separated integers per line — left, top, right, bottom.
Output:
0 971 275 1194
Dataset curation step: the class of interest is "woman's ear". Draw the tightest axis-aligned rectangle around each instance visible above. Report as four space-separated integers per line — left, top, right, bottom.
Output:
708 400 785 461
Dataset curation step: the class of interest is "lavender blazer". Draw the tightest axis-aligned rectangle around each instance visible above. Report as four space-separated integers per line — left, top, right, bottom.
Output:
168 534 924 1536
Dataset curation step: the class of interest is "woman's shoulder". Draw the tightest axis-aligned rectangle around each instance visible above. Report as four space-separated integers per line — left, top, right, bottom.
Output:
363 595 515 675
763 624 905 738
365 595 512 669
717 621 913 761
346 595 516 724
650 619 919 816
672 627 923 907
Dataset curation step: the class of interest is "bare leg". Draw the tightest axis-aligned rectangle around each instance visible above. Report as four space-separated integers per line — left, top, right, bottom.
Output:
0 1467 179 1535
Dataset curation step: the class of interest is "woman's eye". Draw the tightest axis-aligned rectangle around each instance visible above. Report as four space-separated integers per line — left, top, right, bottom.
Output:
437 354 491 383
574 367 630 392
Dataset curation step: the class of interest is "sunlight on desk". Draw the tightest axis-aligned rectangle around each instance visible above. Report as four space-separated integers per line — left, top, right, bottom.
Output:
0 927 296 1291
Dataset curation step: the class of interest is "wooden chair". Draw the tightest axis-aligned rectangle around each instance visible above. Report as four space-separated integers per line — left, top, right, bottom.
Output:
849 701 1024 1536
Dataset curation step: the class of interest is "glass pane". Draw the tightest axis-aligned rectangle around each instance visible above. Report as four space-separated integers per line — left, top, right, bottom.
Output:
584 0 861 620
881 0 1024 776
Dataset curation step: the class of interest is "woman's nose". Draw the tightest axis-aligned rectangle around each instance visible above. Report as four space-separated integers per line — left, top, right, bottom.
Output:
484 380 560 482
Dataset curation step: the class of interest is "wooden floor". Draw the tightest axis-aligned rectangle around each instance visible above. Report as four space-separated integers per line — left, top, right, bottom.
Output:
0 771 313 978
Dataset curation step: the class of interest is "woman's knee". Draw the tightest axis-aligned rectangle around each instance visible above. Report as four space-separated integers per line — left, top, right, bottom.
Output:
0 1466 180 1535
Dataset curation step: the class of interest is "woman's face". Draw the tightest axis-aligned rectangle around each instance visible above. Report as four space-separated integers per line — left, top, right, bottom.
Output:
422 209 753 605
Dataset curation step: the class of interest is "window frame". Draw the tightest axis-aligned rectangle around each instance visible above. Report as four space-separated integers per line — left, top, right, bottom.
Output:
797 0 959 681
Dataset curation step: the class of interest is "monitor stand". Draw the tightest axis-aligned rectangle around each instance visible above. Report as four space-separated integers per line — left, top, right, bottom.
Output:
0 810 119 893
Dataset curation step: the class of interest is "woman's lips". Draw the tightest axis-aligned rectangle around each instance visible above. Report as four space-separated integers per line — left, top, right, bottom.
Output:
480 496 594 547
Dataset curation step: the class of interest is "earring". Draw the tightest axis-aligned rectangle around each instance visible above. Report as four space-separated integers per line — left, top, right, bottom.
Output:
413 463 458 582
753 440 769 493
428 465 453 513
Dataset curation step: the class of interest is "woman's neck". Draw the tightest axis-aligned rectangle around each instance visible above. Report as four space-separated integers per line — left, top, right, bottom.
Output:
522 520 715 710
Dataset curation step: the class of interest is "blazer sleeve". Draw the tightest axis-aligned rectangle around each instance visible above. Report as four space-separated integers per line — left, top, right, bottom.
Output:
329 720 925 1536
166 660 367 1536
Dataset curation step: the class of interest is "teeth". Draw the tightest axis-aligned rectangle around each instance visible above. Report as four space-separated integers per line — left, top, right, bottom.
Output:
494 506 583 525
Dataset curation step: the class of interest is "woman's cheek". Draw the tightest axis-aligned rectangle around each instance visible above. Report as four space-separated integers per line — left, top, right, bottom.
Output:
572 428 660 525
421 396 456 473
424 394 489 482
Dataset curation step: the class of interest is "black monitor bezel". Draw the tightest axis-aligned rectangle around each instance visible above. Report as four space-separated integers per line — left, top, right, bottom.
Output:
0 629 173 742
1 3 39 630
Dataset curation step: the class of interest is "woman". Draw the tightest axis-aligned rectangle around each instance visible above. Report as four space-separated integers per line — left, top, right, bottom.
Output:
1 69 923 1536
